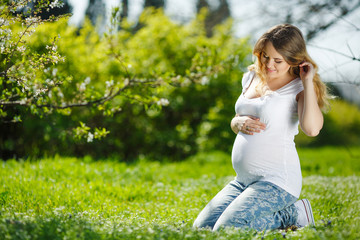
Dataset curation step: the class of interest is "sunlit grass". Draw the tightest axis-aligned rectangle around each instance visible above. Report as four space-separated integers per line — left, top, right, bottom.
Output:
1 147 359 239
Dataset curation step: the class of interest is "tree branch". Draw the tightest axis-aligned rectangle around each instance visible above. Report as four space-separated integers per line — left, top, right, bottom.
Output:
0 75 164 109
308 44 360 62
329 10 360 31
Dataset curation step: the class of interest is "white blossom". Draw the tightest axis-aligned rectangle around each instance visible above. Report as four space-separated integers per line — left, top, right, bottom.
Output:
58 91 64 98
2 28 12 38
200 76 209 85
105 80 114 88
50 0 65 9
87 132 94 142
0 18 9 26
17 45 26 52
52 55 59 63
84 77 91 84
23 84 30 91
79 77 91 91
46 45 57 52
26 29 36 36
52 68 58 76
79 82 86 92
156 98 169 106
35 89 46 97
25 17 39 25
17 46 26 52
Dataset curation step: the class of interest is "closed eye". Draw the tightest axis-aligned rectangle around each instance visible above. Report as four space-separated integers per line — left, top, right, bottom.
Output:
263 52 283 63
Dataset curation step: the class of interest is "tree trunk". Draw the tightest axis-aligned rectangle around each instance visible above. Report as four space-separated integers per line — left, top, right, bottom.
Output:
197 0 230 37
121 0 128 19
144 0 165 9
86 0 106 26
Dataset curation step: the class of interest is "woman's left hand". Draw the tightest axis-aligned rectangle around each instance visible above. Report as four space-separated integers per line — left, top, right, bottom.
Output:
299 61 315 84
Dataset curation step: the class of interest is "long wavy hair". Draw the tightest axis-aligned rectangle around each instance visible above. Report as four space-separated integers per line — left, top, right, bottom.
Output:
248 24 330 111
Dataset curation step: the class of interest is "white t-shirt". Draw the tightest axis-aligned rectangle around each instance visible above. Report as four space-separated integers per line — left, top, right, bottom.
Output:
232 71 304 197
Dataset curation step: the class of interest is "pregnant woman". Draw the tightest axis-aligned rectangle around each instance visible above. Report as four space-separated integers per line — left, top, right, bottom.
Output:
193 24 330 231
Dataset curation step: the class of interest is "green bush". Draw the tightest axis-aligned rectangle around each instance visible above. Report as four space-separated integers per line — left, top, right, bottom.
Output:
0 9 252 160
295 99 360 147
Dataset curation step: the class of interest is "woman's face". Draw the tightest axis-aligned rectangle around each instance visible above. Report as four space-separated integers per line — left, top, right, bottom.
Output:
261 41 291 81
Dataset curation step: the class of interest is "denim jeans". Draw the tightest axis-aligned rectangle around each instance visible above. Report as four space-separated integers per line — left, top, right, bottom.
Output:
193 180 298 231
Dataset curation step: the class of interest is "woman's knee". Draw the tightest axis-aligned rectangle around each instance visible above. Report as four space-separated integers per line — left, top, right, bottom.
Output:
212 214 249 231
193 215 215 229
192 218 205 228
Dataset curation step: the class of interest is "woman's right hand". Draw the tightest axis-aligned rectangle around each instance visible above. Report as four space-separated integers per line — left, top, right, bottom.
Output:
230 115 266 135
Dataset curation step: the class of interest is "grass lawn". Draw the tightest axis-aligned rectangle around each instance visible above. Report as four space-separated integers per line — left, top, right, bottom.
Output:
1 146 359 239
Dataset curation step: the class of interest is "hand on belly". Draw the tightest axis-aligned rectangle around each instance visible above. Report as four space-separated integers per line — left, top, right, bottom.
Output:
232 115 266 135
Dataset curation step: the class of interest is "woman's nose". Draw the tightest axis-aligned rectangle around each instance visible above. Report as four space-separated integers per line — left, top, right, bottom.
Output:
266 59 274 68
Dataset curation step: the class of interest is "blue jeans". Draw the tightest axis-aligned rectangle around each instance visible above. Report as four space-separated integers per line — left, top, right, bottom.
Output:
193 180 298 231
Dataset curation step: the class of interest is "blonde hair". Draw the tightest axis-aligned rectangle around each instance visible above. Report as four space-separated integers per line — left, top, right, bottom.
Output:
248 24 330 111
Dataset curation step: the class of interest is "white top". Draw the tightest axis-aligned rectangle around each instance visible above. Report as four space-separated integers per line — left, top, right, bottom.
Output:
231 71 304 197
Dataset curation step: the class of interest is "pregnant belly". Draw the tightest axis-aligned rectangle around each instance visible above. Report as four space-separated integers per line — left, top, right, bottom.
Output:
231 133 286 175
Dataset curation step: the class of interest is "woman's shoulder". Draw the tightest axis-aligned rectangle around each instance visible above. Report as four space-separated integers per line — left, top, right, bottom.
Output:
242 71 256 88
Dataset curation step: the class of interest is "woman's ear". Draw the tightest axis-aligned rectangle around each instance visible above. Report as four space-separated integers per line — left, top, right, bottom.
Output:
289 65 300 76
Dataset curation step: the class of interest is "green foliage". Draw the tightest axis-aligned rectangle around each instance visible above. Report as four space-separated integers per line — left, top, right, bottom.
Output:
73 122 110 142
0 147 359 239
296 99 360 147
0 1 67 117
1 3 202 144
1 8 252 160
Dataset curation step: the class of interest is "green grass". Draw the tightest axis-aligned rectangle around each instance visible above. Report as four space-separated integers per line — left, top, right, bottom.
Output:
1 147 360 239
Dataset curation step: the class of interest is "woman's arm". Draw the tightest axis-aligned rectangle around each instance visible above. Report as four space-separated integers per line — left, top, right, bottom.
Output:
297 62 324 137
230 114 266 135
